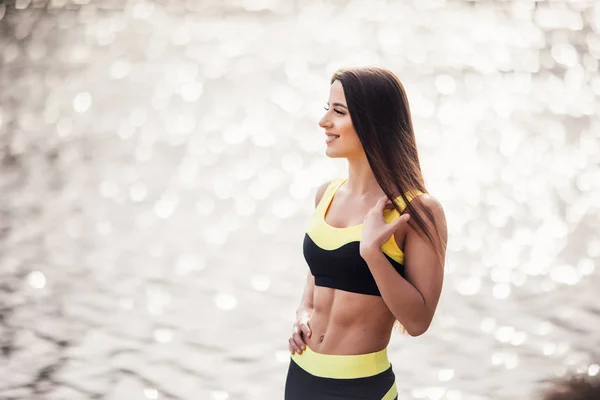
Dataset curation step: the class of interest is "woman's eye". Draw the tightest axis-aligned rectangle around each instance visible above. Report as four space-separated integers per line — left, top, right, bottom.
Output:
324 105 344 115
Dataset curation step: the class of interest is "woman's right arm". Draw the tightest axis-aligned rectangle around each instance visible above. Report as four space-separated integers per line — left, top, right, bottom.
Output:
296 180 330 316
296 272 315 318
289 180 332 354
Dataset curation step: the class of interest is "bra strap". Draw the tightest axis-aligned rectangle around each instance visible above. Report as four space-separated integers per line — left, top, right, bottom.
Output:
393 190 424 212
318 178 346 210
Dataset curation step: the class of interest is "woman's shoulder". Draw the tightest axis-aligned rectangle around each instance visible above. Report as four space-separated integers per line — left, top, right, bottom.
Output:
406 193 447 232
391 191 445 221
412 193 444 211
314 178 344 208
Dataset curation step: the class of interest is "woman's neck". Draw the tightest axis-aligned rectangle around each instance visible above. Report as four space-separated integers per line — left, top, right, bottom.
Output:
345 158 385 198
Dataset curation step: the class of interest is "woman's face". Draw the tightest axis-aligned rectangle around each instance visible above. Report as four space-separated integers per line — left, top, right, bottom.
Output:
319 80 363 159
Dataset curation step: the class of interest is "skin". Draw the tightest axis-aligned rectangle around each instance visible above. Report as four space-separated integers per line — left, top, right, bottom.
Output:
289 79 447 356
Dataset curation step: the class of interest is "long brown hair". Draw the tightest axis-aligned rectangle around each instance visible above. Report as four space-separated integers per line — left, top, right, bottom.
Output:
330 66 445 333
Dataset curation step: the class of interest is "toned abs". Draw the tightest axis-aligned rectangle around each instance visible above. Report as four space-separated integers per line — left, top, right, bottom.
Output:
303 287 396 355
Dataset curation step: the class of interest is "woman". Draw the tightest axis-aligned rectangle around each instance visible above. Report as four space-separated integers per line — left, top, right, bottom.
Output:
284 66 448 400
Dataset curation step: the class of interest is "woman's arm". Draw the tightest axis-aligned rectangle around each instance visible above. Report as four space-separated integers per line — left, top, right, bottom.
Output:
296 271 315 316
296 180 332 316
362 194 447 336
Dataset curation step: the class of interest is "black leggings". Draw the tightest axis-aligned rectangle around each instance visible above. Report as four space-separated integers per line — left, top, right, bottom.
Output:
284 344 398 400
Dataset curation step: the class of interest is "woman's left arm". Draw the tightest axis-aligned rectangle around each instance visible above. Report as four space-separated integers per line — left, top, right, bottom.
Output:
361 194 448 336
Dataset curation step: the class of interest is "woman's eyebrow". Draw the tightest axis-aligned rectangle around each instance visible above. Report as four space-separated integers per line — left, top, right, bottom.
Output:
326 102 348 109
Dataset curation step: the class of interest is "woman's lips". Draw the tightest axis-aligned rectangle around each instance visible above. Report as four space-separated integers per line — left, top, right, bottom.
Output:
325 134 339 144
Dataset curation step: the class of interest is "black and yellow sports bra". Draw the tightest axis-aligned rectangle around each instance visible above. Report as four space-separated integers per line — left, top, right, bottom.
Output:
303 178 423 296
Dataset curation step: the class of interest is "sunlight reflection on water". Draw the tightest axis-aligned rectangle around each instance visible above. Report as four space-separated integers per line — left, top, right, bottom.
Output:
0 1 599 399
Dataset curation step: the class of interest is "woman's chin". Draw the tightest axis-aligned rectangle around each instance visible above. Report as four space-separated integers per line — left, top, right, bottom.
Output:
325 148 342 158
326 145 351 158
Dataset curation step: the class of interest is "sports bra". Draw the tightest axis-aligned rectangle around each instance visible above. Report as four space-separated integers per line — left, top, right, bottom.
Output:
303 178 423 296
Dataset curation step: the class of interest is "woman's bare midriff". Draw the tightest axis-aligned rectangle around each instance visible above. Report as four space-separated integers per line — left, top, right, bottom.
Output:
303 285 396 355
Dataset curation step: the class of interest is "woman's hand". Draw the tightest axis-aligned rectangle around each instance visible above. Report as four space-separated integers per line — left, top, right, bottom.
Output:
289 310 312 355
360 196 410 258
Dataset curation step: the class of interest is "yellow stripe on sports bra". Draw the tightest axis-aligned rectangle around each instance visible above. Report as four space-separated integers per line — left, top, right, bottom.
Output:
307 178 423 264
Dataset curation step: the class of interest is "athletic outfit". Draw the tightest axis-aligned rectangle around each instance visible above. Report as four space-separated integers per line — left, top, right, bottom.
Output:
284 178 422 400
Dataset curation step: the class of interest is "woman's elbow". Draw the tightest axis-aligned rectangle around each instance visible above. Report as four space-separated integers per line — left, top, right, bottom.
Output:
406 320 431 337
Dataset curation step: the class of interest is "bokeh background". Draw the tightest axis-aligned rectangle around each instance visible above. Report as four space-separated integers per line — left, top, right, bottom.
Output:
1 0 599 399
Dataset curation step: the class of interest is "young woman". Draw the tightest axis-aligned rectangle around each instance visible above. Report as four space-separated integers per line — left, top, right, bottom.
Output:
284 66 448 400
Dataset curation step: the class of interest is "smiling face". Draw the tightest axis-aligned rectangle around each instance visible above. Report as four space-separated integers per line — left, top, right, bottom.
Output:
318 79 364 159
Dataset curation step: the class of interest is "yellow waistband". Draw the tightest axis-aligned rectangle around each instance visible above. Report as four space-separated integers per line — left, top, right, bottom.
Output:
290 345 391 379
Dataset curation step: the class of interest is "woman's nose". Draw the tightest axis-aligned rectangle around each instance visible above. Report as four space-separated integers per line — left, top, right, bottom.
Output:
319 116 330 128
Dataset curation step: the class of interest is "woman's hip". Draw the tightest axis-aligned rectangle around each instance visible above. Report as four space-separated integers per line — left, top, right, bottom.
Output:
284 344 398 400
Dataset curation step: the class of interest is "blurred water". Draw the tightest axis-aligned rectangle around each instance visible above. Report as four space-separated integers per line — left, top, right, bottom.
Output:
0 0 599 399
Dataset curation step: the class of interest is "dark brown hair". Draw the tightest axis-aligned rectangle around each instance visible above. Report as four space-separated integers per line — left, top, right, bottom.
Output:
540 373 600 400
330 66 446 333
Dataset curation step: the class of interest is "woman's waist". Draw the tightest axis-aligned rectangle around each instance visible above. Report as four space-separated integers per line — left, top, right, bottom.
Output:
306 311 393 355
313 287 394 325
310 298 395 333
290 341 392 379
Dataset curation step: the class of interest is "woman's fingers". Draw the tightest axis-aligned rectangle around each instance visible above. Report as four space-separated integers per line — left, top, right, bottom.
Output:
378 196 390 210
395 213 410 226
292 331 306 352
289 336 304 354
299 321 311 338
289 319 312 354
289 337 299 354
